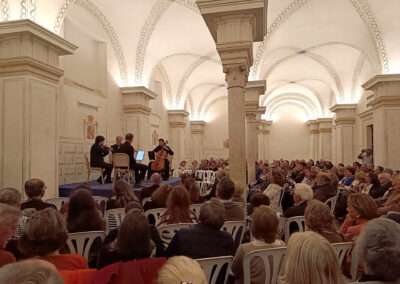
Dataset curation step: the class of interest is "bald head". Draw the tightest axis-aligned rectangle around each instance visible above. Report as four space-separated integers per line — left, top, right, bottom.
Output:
150 173 161 185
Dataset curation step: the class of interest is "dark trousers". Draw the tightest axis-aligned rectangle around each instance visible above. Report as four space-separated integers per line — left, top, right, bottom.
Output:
92 162 112 182
133 163 148 182
148 160 170 180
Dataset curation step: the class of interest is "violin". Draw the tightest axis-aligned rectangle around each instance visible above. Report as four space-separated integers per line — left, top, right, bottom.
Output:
151 142 169 171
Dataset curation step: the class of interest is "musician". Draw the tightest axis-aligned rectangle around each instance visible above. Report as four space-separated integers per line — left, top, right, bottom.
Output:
148 139 174 181
119 133 148 185
90 135 112 184
110 136 123 153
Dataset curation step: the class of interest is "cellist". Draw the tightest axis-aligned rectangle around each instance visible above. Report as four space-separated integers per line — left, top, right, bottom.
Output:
148 139 174 181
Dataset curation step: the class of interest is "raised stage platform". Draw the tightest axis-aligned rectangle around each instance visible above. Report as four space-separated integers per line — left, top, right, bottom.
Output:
58 177 181 199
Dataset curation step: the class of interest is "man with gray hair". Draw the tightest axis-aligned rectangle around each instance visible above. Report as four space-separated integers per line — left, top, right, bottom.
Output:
0 188 21 207
140 173 161 201
284 183 313 218
301 166 320 187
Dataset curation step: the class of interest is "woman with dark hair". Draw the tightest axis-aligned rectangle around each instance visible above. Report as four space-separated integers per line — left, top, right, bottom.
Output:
360 172 380 196
263 168 285 211
59 182 101 215
159 186 197 226
106 180 138 210
66 189 105 233
97 210 153 269
188 183 205 204
143 184 173 211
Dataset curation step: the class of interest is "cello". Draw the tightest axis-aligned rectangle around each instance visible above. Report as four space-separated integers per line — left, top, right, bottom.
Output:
151 143 169 171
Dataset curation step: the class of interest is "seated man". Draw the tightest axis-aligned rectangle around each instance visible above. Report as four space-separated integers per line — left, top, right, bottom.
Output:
283 183 313 218
216 177 244 221
119 133 148 185
312 172 337 202
90 135 112 184
371 173 392 199
290 162 306 183
147 139 174 181
140 173 161 201
20 179 56 211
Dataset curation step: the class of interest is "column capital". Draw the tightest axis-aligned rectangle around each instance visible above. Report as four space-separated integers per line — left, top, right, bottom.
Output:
191 120 207 134
330 104 357 125
362 74 400 109
261 120 272 134
0 19 77 83
256 106 266 121
307 120 320 134
168 110 189 128
317 118 333 134
121 86 157 115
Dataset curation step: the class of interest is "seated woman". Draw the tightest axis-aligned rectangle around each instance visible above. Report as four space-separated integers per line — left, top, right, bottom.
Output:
353 218 400 283
231 205 286 284
96 209 154 269
157 256 207 284
279 231 346 284
0 204 19 267
338 167 355 189
350 171 366 192
177 161 187 177
359 172 380 196
158 186 197 226
143 184 173 211
377 174 400 216
106 180 138 210
66 189 106 233
263 168 286 211
60 182 102 215
18 208 88 271
339 193 378 242
188 183 205 204
304 200 344 243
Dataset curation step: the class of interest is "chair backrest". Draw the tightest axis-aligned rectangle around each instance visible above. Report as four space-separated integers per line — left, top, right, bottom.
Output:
243 247 286 284
195 170 204 180
113 153 130 168
183 169 192 175
142 197 152 207
105 208 126 233
325 195 338 213
278 218 287 240
350 246 359 281
93 196 108 213
285 216 306 243
158 223 195 248
66 231 106 261
45 197 69 211
221 221 245 249
203 170 215 183
331 242 353 265
144 208 167 225
277 189 284 213
84 153 90 170
190 204 203 218
197 256 233 284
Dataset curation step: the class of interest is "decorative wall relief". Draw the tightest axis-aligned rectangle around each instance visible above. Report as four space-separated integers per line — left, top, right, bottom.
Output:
83 115 98 139
152 130 159 145
223 139 229 149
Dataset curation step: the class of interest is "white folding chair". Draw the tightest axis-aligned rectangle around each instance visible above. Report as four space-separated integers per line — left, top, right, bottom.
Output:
190 204 203 218
221 221 245 249
104 208 126 234
141 197 151 207
45 197 69 211
144 208 167 225
66 231 106 262
350 247 359 281
197 256 233 284
243 247 286 284
158 223 195 248
195 170 205 180
183 169 193 175
331 242 353 265
278 218 287 240
325 195 338 213
284 216 306 243
93 196 108 213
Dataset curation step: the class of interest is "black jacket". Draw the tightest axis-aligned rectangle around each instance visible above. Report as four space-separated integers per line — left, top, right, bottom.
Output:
119 142 136 168
284 201 308 218
141 184 160 201
370 182 391 199
166 223 235 259
90 143 110 167
20 199 56 211
110 144 122 154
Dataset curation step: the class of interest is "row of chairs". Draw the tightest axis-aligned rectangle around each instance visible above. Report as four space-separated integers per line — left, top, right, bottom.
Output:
195 170 216 195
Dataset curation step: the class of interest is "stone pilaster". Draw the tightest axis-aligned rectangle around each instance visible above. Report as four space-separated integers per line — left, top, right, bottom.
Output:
245 80 265 183
121 86 157 164
317 118 333 161
262 120 272 162
330 104 357 166
168 110 189 171
191 120 206 162
307 120 320 161
257 106 266 161
0 20 77 197
363 74 400 169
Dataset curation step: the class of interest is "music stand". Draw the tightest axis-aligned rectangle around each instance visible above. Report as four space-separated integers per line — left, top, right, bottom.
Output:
148 151 155 161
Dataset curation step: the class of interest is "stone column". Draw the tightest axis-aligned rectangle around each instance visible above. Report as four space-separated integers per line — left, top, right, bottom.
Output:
0 20 76 197
121 87 157 164
317 118 333 161
245 81 266 183
168 110 189 171
363 74 400 169
257 107 266 161
330 104 357 165
307 120 320 161
191 120 206 162
262 120 272 162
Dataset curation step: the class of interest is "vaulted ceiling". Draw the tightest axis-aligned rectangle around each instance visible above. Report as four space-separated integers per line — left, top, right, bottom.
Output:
6 0 400 121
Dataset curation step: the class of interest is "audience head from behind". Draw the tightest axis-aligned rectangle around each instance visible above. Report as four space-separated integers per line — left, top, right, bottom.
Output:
149 173 162 186
0 203 20 249
24 178 46 200
157 256 207 284
199 198 226 230
268 168 286 186
188 183 202 204
151 184 173 207
66 188 105 233
0 187 21 207
124 200 143 214
279 231 346 284
250 193 270 209
251 205 280 244
183 177 195 191
293 183 313 204
355 218 400 283
216 176 235 200
112 180 138 208
162 186 194 225
330 173 339 189
232 182 245 202
347 193 378 222
366 171 380 186
315 172 331 186
0 259 63 284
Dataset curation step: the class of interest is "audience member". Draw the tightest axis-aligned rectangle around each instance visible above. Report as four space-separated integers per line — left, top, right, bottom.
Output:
377 174 400 215
360 172 380 196
59 182 101 215
284 183 313 218
106 180 138 210
231 205 285 283
291 162 306 183
372 173 392 199
159 186 197 226
313 172 337 202
374 166 384 175
66 189 106 233
216 177 244 220
20 179 56 211
188 183 205 204
204 169 227 200
18 208 88 270
279 231 346 284
157 256 207 284
0 188 21 207
0 204 19 267
302 166 319 187
190 160 199 173
337 166 345 180
339 167 355 188
166 199 234 258
232 182 245 203
330 172 339 189
140 173 161 201
304 200 344 243
351 170 367 192
143 184 173 211
263 168 285 211
183 177 195 191
178 160 187 177
352 218 400 283
249 193 270 215
339 193 378 241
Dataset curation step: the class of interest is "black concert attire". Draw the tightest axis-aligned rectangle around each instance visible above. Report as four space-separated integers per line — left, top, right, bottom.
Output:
110 143 122 154
90 143 112 183
119 141 148 183
148 145 174 181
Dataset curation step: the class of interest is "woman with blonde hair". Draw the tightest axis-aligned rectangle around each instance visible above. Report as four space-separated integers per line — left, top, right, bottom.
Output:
279 231 346 284
106 180 138 210
157 256 207 284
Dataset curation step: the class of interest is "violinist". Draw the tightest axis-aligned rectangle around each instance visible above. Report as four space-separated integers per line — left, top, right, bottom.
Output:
148 139 174 181
90 135 112 184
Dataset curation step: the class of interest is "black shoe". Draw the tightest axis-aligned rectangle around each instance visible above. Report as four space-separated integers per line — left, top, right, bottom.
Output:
96 177 103 184
105 179 112 184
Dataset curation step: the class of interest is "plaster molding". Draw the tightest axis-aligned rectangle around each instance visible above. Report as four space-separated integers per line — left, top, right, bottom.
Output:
368 96 400 109
168 110 190 128
203 95 228 118
0 0 9 21
351 53 366 102
157 63 173 107
191 120 207 134
121 86 157 114
123 105 152 115
20 0 36 21
264 93 320 118
267 100 312 120
362 74 400 92
196 84 226 118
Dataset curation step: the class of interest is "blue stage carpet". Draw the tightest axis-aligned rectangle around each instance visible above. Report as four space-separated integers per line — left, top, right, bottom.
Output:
59 178 181 198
